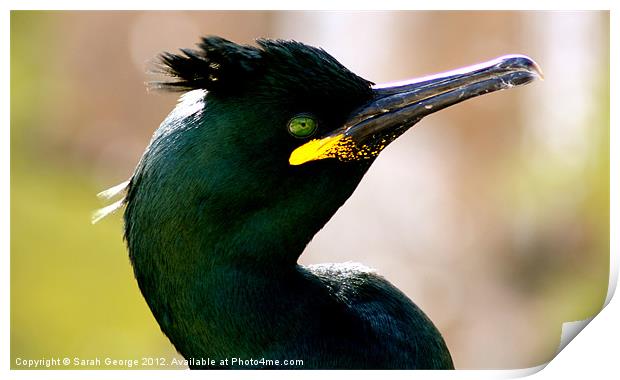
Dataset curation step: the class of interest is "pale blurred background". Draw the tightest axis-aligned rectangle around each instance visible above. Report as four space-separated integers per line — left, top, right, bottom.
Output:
11 11 609 369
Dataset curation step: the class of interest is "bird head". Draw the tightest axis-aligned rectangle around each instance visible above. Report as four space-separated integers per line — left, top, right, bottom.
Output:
119 36 540 265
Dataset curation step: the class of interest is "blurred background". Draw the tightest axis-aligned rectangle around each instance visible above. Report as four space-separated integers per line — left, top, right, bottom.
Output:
11 11 609 369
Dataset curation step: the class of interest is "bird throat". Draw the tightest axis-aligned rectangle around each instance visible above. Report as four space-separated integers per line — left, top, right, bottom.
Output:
123 176 362 365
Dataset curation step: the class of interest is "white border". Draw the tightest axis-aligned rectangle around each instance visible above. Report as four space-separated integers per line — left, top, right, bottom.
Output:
2 1 616 380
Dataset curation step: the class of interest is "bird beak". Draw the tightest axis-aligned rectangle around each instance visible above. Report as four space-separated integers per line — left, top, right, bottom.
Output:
289 55 542 166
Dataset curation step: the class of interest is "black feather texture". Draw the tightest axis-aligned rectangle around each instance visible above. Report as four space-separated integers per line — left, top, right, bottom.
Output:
152 36 373 97
152 36 262 93
124 35 457 369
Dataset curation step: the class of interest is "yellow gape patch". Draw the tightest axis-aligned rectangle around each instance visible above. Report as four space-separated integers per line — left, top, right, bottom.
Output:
289 134 359 165
289 133 392 165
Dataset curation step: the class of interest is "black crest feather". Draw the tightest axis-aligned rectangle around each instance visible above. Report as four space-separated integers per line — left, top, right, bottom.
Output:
153 36 262 93
152 36 373 100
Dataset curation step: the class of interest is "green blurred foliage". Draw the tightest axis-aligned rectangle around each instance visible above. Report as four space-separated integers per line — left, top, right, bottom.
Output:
10 12 182 369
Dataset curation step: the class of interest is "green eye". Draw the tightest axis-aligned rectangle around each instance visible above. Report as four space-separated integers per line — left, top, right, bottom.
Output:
287 114 318 138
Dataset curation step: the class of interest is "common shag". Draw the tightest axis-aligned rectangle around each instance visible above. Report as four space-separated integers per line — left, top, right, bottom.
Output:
95 36 541 369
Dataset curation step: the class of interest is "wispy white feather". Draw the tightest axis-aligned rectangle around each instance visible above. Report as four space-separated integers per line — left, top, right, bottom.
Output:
97 180 130 200
91 199 125 224
92 180 130 224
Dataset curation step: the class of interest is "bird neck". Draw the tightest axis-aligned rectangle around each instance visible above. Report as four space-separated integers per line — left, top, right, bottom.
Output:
122 115 370 357
125 206 327 359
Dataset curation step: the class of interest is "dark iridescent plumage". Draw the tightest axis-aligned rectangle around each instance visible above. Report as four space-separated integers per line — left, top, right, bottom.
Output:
110 36 540 369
